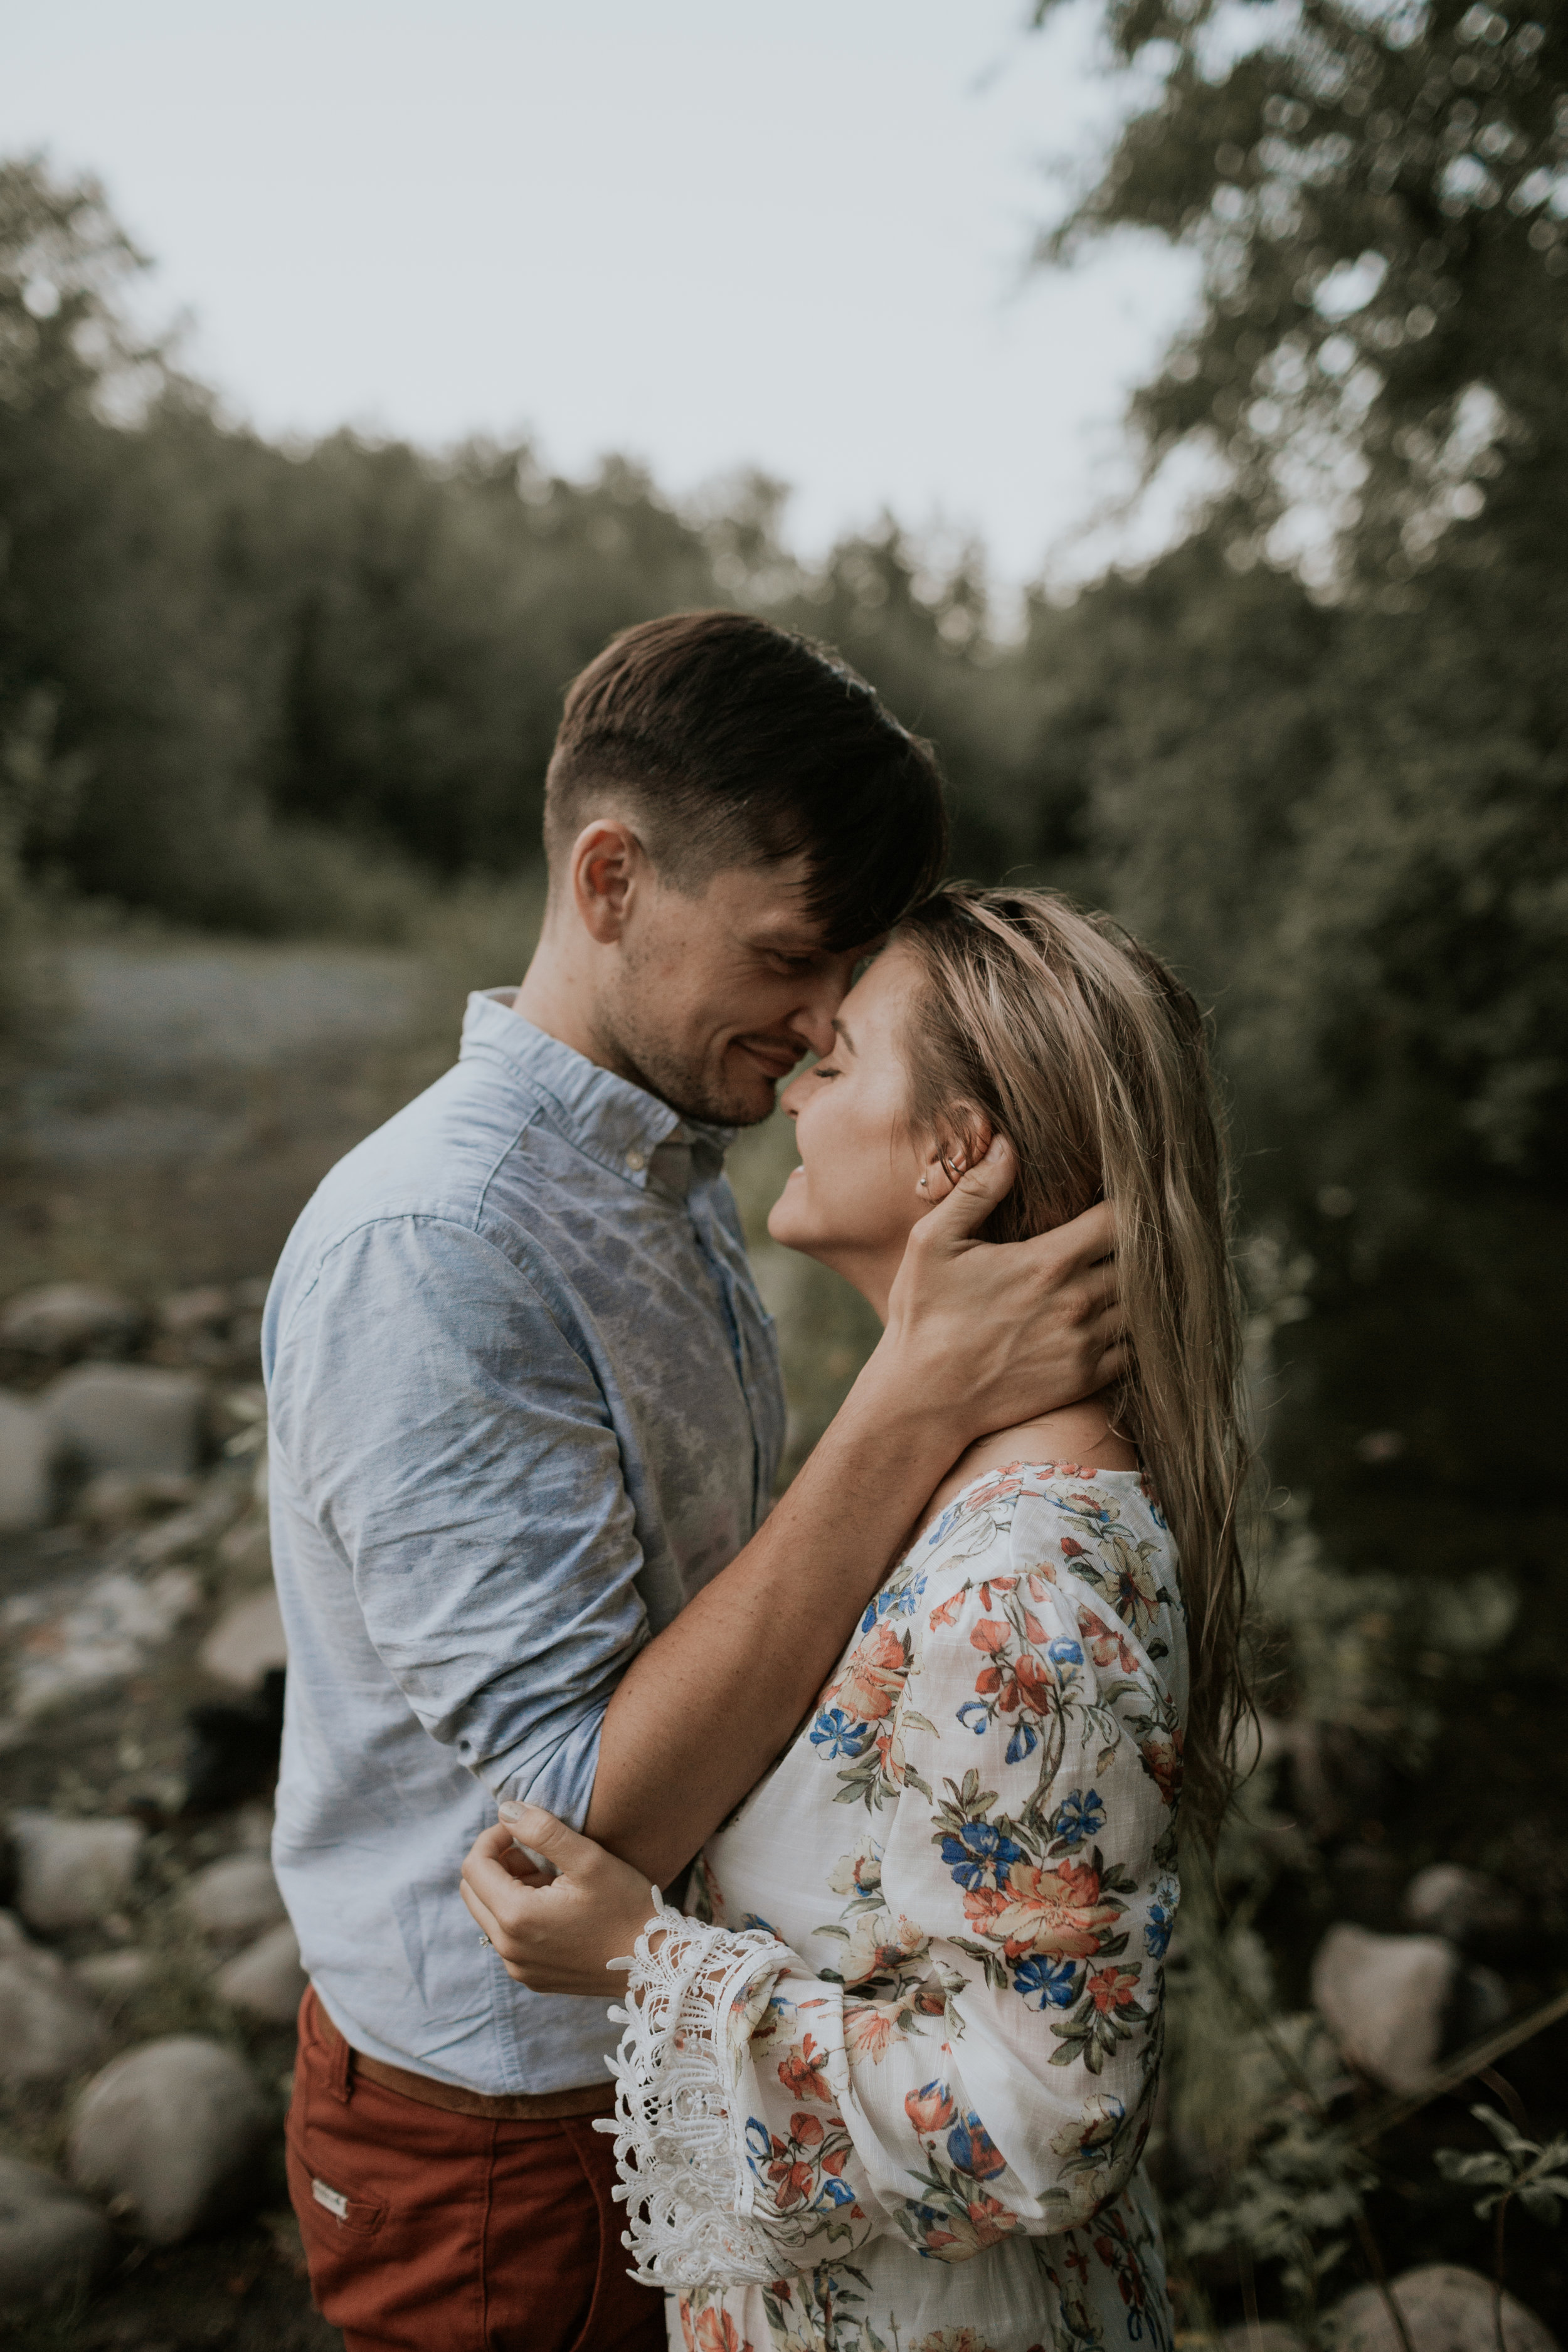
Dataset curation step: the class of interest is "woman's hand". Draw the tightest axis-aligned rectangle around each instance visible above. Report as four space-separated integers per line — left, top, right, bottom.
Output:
460 1803 662 1997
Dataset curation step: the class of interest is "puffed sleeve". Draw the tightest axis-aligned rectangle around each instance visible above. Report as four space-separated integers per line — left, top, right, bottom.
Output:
602 1483 1184 2289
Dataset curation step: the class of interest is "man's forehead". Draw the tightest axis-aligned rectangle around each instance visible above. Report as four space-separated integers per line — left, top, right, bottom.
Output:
711 857 881 960
748 906 830 951
716 861 824 941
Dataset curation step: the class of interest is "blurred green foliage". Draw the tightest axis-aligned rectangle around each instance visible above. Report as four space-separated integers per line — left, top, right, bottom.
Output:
1022 0 1568 1237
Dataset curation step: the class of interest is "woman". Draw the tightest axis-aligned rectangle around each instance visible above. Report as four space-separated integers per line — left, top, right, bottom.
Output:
462 886 1248 2352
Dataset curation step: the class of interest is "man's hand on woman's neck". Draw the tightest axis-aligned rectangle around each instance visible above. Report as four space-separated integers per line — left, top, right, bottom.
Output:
587 1150 1125 1886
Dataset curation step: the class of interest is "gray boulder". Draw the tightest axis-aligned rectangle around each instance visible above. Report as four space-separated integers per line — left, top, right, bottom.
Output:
11 1811 146 1933
0 1282 142 1359
183 1851 286 1943
74 1947 156 2006
42 1363 206 1477
198 1583 287 1688
0 1391 56 1532
68 2035 272 2245
1311 1922 1457 2093
0 1912 107 2082
0 2153 114 2307
1404 1863 1518 1943
1329 2262 1559 2351
216 1919 307 2025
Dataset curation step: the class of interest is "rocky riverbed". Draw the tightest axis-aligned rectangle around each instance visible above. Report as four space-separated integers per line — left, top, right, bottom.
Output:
0 929 447 2346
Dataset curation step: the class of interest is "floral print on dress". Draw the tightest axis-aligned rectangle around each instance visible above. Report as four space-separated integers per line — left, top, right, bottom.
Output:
629 1464 1184 2352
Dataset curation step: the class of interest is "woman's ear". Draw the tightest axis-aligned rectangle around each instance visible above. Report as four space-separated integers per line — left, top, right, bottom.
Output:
919 1110 994 1202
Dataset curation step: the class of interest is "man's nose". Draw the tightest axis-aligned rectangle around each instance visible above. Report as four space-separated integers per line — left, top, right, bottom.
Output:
792 960 856 1054
791 1005 836 1057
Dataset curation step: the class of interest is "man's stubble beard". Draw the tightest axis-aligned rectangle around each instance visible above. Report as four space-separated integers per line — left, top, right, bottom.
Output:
590 998 775 1130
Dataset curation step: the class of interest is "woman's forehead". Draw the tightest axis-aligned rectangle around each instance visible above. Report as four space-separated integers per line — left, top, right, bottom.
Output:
839 938 918 1027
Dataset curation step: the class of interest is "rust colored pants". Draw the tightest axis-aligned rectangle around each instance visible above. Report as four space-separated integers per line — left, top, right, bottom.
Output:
286 1986 668 2352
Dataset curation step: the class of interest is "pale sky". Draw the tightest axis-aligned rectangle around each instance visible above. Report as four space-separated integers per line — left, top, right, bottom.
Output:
4 0 1202 588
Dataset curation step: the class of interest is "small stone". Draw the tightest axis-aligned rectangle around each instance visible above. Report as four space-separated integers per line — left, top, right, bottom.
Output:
0 1912 107 2082
0 2153 114 2307
11 1811 146 1932
0 1390 56 1532
4 1568 201 1719
0 1282 142 1359
234 1801 275 1853
130 1478 245 1566
74 1469 199 1532
1329 2261 1559 2351
1404 1862 1518 1942
216 1513 272 1576
68 2034 272 2245
216 1919 306 2025
74 1948 157 2005
160 1286 231 1335
1311 1922 1457 2092
183 1851 286 1942
199 1585 287 1689
42 1363 207 1477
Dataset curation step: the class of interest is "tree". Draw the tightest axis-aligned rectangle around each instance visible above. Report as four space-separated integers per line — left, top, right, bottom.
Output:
0 159 738 923
1036 0 1568 583
1022 0 1568 1221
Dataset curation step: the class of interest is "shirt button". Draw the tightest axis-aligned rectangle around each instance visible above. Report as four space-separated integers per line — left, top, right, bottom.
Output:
625 1148 646 1173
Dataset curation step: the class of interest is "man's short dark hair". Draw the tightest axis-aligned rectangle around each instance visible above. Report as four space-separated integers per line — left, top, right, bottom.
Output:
544 610 948 950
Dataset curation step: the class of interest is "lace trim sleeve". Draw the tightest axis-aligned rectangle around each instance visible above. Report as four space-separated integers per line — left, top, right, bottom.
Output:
594 1902 796 2290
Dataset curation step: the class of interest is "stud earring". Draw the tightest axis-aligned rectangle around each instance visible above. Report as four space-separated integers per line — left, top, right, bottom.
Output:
918 1174 928 1189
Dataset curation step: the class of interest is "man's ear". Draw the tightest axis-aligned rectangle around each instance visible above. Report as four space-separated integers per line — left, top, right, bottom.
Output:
569 819 649 945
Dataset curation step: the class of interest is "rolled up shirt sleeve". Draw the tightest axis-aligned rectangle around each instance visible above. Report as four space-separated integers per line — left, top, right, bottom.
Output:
268 1209 649 1830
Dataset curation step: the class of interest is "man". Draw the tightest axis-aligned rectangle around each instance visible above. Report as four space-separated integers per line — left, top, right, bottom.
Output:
265 611 1121 2351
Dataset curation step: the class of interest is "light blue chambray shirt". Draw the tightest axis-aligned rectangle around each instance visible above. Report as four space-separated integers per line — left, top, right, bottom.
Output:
263 990 785 2094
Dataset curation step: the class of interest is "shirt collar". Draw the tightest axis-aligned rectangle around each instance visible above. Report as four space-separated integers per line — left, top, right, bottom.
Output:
459 990 733 1201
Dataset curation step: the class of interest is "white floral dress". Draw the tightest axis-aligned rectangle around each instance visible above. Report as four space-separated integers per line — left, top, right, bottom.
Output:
601 1463 1185 2352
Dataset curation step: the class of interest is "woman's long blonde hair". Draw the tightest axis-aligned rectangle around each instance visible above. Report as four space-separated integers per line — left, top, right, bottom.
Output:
896 883 1249 1850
